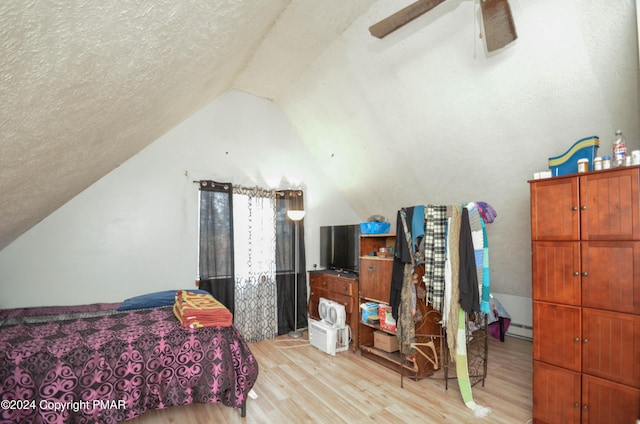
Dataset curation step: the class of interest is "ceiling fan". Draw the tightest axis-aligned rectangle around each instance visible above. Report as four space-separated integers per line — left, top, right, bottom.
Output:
369 0 517 52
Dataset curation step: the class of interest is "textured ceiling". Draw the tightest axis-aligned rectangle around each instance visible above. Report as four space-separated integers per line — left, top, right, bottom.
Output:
0 0 374 251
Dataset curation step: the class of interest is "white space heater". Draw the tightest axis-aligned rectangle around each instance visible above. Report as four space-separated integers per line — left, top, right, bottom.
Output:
309 298 349 355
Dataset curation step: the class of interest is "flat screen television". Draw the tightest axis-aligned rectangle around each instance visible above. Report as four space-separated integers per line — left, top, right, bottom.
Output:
319 224 360 274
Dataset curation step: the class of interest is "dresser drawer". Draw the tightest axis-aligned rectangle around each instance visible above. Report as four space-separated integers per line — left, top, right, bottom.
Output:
309 287 353 314
310 274 355 296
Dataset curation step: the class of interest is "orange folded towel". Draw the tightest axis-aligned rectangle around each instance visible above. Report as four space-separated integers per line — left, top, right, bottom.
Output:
173 290 233 328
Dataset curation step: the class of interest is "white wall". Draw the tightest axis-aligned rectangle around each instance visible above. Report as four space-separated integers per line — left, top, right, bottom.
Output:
0 90 359 308
275 0 640 300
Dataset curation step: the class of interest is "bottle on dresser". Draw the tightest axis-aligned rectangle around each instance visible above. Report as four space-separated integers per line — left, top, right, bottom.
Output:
613 129 627 167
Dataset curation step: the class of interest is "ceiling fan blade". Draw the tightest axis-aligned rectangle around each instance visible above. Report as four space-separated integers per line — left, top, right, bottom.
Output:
481 0 517 52
369 0 446 39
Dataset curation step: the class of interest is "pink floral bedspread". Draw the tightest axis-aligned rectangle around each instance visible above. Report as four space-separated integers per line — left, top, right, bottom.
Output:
0 304 258 423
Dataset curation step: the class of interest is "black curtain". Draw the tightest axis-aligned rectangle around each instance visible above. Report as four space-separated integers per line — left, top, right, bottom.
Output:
276 190 308 335
197 181 235 315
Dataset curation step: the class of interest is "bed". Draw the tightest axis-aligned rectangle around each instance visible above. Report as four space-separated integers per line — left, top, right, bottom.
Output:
0 298 258 423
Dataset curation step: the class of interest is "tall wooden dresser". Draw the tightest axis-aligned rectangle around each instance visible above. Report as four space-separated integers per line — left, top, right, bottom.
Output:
529 166 640 423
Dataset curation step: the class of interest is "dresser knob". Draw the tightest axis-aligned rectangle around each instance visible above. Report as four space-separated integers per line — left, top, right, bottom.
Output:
574 337 580 343
572 206 578 211
581 205 587 210
573 271 579 276
582 272 588 277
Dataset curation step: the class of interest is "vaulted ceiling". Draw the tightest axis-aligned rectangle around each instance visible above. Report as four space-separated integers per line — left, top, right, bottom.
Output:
0 0 376 251
1 0 638 262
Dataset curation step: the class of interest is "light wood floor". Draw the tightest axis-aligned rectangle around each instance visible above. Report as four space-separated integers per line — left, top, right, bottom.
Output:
131 332 533 424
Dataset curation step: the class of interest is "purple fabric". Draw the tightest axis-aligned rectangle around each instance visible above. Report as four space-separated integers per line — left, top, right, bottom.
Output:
488 318 511 340
476 201 497 224
0 304 258 423
0 303 122 319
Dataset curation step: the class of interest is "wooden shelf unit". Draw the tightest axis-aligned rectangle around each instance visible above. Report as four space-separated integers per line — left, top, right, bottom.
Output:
357 223 490 389
358 232 442 379
358 233 404 372
358 318 421 375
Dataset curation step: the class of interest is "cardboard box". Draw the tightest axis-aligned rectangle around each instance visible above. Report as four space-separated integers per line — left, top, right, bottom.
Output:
374 331 398 353
378 304 396 332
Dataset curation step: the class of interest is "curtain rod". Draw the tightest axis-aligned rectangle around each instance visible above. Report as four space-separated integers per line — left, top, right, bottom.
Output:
193 180 303 196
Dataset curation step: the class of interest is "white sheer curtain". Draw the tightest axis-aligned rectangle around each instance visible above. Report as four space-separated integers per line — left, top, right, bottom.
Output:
232 187 278 342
